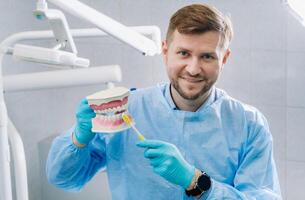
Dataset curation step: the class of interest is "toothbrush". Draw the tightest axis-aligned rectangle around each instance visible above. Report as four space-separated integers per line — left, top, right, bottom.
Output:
122 113 145 141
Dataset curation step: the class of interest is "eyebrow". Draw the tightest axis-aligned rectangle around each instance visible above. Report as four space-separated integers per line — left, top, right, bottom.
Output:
201 52 217 55
175 47 217 55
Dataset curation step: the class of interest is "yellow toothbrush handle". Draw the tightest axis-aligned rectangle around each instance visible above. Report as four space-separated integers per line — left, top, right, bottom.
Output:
138 134 145 141
134 127 145 141
131 124 146 141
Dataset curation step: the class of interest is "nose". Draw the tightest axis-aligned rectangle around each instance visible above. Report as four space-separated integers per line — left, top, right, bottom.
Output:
185 57 201 76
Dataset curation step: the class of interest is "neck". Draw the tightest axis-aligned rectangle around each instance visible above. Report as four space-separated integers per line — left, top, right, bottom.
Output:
170 85 212 112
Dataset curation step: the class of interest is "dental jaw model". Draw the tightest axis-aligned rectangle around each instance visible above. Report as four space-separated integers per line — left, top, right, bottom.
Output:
87 87 132 133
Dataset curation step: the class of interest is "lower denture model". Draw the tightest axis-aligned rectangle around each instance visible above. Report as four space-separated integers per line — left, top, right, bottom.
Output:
86 87 133 133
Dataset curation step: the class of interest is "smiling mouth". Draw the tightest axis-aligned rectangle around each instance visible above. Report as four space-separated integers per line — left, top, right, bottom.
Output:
181 76 205 83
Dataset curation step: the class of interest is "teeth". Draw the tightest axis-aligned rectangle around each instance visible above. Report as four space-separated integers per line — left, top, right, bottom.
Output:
97 115 103 119
122 104 127 110
112 107 117 112
96 113 125 121
95 104 128 115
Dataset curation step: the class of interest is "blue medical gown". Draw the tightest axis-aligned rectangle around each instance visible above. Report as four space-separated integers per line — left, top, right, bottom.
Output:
46 83 282 199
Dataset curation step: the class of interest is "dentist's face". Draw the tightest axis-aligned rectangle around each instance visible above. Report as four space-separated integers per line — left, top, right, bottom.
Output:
162 30 230 101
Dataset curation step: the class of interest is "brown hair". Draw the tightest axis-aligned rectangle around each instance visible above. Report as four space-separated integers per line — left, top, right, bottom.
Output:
166 4 233 49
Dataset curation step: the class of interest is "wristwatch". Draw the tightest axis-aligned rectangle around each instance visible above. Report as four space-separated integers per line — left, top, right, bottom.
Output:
185 171 211 197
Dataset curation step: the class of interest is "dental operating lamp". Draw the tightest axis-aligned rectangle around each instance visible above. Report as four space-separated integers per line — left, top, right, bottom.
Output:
0 1 161 200
10 0 161 68
14 1 89 68
46 0 160 56
284 0 305 26
12 44 90 68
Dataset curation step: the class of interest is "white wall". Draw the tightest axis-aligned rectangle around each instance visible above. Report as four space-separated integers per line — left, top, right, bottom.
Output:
0 0 304 199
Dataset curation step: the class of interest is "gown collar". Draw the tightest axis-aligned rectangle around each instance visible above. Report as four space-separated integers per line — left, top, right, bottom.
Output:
164 83 216 112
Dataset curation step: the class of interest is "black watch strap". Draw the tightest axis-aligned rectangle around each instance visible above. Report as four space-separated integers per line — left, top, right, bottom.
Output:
185 171 211 197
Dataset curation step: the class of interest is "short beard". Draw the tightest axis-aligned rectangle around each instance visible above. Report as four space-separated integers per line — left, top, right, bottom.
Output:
171 79 214 100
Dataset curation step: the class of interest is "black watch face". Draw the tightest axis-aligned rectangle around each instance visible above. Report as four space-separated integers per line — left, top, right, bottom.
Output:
197 174 211 191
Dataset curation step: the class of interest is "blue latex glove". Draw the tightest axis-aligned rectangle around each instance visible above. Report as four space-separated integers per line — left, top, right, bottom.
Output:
137 139 195 189
74 98 96 145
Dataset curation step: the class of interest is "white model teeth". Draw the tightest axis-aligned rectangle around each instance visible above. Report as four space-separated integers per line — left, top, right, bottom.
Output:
94 103 128 116
114 106 120 112
95 109 105 114
94 109 129 123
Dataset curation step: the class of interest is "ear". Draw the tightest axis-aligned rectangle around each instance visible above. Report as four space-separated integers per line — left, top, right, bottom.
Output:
222 49 231 65
162 40 168 64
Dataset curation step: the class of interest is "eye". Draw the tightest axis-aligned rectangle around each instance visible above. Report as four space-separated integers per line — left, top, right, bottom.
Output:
178 51 189 57
201 54 215 60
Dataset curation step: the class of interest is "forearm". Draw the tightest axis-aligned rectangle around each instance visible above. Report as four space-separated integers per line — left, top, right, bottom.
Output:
197 178 281 200
186 168 281 200
186 169 204 199
72 131 87 148
46 128 106 191
187 169 201 190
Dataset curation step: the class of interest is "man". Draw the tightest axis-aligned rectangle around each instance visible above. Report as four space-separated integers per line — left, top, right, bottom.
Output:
47 4 282 199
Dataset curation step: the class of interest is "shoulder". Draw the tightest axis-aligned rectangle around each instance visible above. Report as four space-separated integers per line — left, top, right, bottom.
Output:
216 88 266 122
127 83 167 110
215 88 270 137
129 84 163 101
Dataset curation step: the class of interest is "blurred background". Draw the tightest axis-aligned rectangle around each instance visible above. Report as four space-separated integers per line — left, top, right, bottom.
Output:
0 0 304 199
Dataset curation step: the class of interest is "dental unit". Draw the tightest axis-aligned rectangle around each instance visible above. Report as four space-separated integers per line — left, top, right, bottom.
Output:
0 0 161 200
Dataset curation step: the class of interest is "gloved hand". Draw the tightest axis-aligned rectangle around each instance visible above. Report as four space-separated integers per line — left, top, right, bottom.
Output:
74 98 96 145
136 139 195 189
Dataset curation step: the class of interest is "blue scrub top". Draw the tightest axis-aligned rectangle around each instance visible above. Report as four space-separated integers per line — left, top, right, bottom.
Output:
46 82 282 199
